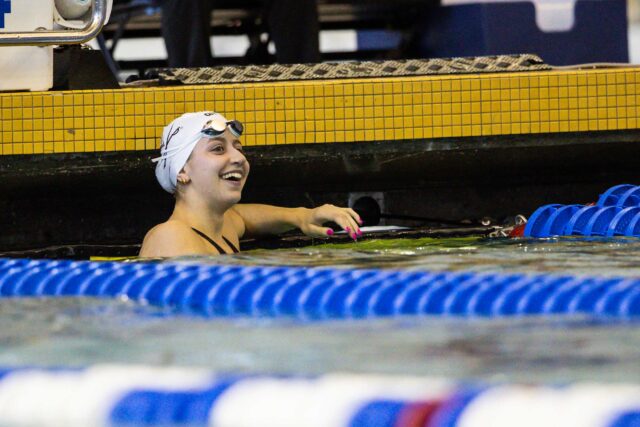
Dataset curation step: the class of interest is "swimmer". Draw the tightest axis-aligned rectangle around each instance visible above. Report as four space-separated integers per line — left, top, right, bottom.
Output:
139 111 363 257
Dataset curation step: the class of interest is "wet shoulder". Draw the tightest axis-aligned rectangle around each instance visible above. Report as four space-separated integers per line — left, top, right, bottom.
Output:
139 220 206 257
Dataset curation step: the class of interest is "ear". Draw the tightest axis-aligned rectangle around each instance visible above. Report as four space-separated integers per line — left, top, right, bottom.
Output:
177 170 191 185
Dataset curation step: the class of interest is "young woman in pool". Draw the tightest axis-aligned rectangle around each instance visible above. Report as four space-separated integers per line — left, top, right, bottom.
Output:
139 111 363 257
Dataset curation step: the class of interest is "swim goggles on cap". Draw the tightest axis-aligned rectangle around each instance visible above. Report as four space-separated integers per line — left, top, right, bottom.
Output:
201 119 244 138
151 118 244 164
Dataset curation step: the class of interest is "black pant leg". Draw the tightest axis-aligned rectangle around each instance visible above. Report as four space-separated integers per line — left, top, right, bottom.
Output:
266 0 320 63
160 0 213 67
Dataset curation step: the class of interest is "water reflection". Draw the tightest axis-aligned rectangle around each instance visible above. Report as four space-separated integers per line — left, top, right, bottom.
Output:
177 236 640 277
1 298 639 384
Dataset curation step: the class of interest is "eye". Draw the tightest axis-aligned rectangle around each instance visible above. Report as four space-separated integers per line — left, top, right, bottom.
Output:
235 145 244 152
210 144 224 153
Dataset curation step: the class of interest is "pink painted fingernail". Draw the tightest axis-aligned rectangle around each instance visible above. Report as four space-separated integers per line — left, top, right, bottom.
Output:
326 229 334 236
345 227 351 232
358 219 363 225
357 229 363 237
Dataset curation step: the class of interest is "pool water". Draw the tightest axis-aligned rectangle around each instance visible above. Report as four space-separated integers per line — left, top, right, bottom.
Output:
1 298 639 384
202 236 640 277
2 237 640 385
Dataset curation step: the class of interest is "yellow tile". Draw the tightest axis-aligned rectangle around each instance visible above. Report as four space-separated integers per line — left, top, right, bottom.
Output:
528 122 541 133
577 97 589 110
540 110 550 122
421 115 432 127
324 131 336 143
144 126 157 138
101 140 114 151
344 109 355 119
37 140 54 154
617 118 628 128
577 74 590 87
12 143 27 155
255 111 266 122
595 119 607 130
626 105 636 117
529 110 541 122
78 140 93 153
536 122 548 133
626 94 634 106
52 128 66 141
1 120 11 134
626 72 636 84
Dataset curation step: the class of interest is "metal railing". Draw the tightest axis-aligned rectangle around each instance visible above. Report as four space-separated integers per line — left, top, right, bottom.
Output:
0 0 107 46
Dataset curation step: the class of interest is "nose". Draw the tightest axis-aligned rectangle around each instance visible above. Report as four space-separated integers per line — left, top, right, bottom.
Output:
229 145 246 165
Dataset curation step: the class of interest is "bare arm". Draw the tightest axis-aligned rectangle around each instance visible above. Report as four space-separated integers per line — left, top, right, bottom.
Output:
231 204 306 237
231 203 363 240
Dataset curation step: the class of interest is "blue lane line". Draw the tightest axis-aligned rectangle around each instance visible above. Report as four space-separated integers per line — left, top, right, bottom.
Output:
0 257 639 319
0 0 11 29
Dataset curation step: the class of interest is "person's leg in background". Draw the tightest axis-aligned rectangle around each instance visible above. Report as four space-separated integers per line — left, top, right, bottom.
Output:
160 0 213 67
266 0 321 63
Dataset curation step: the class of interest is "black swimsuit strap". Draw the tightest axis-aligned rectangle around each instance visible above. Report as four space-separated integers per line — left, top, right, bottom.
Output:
222 236 240 253
191 227 239 254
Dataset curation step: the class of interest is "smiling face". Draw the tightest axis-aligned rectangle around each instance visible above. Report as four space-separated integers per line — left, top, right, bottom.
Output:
179 128 250 209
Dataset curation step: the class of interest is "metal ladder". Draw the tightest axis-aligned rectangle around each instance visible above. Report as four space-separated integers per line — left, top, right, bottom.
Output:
0 0 108 46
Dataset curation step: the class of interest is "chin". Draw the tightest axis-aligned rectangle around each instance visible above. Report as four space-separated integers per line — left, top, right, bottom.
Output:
225 193 242 206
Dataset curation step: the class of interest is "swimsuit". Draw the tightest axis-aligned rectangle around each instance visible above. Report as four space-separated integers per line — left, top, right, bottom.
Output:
191 227 239 254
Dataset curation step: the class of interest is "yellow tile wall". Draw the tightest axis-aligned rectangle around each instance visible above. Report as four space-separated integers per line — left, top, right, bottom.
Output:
0 68 638 155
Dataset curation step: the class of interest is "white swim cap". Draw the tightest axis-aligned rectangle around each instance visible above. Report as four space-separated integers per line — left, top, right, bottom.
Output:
153 111 230 194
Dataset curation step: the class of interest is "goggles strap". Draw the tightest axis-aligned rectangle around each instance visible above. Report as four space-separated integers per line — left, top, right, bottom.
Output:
151 132 201 163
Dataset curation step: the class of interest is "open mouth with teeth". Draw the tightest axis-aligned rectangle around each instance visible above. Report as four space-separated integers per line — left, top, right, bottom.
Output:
220 172 243 182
